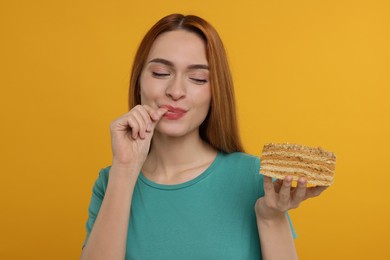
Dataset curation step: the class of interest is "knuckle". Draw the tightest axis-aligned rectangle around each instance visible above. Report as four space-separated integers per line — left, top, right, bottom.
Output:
295 194 305 202
279 192 290 201
127 117 135 125
109 120 116 129
133 105 145 114
265 198 276 209
276 202 288 212
295 190 306 200
128 120 138 130
264 183 274 193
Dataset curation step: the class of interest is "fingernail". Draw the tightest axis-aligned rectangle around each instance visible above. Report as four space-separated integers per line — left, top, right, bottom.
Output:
146 123 152 132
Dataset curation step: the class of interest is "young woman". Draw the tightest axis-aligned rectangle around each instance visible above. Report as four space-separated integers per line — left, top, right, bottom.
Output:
80 13 327 260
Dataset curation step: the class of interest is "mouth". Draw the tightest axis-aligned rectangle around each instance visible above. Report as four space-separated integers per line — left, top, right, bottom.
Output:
160 105 187 120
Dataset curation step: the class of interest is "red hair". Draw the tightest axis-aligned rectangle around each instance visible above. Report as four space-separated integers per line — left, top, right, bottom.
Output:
129 14 244 153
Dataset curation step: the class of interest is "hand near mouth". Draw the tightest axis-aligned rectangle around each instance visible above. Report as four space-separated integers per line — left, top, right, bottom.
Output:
109 105 168 168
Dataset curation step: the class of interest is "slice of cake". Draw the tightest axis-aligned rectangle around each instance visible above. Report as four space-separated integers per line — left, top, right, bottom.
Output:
260 143 336 186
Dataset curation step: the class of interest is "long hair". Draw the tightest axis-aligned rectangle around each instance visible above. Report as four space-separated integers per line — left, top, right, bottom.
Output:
129 14 244 153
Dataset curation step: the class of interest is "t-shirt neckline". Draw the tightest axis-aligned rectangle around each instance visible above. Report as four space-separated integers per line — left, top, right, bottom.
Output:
139 151 222 190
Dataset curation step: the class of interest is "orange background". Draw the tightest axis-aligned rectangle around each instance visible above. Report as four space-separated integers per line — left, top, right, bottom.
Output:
1 0 389 259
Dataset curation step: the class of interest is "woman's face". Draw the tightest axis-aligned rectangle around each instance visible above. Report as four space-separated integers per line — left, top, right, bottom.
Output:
139 30 211 138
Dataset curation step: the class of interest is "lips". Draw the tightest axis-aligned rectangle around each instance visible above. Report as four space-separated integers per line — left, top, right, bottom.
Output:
160 105 187 120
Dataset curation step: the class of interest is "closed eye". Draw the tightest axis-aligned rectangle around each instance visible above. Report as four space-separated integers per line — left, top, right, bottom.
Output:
152 72 170 78
190 78 208 84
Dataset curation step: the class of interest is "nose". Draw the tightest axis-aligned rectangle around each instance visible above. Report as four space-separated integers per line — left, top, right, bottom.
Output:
165 76 186 100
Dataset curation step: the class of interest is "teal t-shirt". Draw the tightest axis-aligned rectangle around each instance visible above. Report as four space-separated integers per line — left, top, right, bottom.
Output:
84 152 296 259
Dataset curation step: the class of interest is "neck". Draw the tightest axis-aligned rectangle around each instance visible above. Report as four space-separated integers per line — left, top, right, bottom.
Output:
142 131 217 183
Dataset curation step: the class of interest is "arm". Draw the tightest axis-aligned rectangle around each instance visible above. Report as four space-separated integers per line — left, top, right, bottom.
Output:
80 165 139 260
80 106 167 260
255 176 327 260
256 209 297 260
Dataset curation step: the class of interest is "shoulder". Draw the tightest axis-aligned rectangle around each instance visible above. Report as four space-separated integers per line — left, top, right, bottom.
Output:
223 151 259 161
216 152 261 182
216 151 264 197
220 151 260 172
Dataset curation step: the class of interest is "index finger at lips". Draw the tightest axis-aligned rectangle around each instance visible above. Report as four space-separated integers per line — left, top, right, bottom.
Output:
144 105 168 122
142 105 158 121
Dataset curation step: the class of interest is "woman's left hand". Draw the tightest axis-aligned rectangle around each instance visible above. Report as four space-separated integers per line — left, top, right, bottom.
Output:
255 176 328 220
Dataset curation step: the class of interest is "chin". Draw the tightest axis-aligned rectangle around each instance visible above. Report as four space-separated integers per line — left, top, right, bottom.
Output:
155 125 197 138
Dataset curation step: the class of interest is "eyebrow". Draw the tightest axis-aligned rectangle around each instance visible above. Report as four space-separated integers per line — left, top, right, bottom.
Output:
148 58 209 70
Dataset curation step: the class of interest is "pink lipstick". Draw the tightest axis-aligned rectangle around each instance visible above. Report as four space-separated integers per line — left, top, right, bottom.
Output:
160 105 187 120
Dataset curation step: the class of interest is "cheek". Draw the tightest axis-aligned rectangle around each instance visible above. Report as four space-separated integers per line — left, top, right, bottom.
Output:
139 75 157 105
139 87 149 105
199 86 212 107
191 86 212 114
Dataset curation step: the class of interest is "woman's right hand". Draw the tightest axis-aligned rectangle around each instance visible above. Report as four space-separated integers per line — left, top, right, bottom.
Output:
109 105 167 169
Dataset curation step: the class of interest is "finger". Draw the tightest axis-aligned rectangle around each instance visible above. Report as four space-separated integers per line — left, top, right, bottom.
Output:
291 177 307 207
263 176 276 203
111 116 131 132
278 176 293 207
153 107 168 121
134 106 153 133
126 117 140 139
141 105 156 131
131 109 148 139
306 185 328 199
143 106 168 123
274 179 283 193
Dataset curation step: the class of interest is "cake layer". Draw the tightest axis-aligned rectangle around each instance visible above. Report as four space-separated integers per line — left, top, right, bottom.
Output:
260 165 333 181
261 154 335 171
261 151 336 167
261 159 334 176
259 143 336 186
260 169 333 186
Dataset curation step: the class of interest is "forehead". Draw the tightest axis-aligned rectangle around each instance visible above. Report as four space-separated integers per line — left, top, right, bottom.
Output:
147 30 208 65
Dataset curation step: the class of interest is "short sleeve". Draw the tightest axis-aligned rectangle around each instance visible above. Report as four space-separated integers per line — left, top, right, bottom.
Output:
82 167 110 248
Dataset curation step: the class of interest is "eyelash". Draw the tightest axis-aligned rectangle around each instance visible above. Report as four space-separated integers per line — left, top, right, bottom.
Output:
190 78 208 84
152 72 208 84
152 72 170 78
